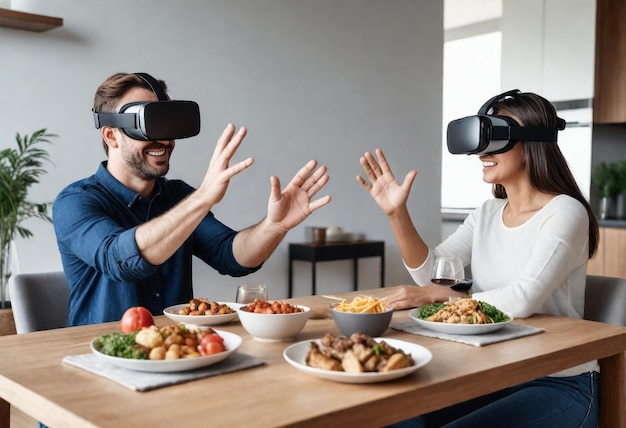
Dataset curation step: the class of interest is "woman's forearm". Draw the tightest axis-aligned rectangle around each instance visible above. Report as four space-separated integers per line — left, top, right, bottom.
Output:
387 205 429 268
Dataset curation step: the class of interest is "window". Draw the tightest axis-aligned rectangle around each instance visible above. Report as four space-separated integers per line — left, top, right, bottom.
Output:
441 32 502 209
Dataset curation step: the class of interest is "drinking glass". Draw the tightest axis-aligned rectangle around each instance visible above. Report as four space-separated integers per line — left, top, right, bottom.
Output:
236 284 268 304
431 256 464 287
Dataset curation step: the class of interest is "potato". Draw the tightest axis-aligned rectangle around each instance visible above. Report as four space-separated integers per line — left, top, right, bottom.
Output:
149 346 166 360
135 326 164 348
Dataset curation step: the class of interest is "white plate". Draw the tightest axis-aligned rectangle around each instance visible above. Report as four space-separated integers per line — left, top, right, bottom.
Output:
283 337 432 384
90 329 242 372
409 308 514 335
163 302 244 326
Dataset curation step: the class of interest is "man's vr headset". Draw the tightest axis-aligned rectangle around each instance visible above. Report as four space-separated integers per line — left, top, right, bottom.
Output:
446 89 566 155
93 72 201 141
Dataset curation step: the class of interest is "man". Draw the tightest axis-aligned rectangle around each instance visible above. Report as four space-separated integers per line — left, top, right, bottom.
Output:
53 72 331 326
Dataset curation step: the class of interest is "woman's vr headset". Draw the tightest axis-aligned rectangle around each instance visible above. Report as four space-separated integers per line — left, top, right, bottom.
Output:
446 89 566 155
93 72 201 141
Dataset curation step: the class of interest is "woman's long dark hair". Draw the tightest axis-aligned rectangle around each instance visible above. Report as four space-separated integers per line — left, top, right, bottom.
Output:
491 92 599 258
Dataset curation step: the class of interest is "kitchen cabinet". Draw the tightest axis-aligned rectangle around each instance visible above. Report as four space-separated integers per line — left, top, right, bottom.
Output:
587 229 604 275
587 226 626 278
593 0 626 123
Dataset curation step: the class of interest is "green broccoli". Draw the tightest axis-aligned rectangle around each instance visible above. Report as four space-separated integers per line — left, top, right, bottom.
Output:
95 332 148 360
418 303 446 319
478 301 510 323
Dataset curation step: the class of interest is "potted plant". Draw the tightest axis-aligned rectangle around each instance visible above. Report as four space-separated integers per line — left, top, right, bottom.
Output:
0 129 56 308
615 159 626 219
593 161 621 220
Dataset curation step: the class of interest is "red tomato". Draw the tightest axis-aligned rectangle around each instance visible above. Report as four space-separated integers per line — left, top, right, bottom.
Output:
201 333 224 345
197 333 225 355
120 306 155 333
204 342 225 355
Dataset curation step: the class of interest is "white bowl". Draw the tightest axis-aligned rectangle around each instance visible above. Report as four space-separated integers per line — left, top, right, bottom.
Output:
163 302 243 327
237 305 311 342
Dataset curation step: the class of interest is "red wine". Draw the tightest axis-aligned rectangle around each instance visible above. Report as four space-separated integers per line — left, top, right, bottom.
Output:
431 278 460 286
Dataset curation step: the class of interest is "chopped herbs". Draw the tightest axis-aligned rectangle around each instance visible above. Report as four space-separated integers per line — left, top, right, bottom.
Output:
478 301 510 323
417 303 446 319
94 332 148 360
372 344 382 357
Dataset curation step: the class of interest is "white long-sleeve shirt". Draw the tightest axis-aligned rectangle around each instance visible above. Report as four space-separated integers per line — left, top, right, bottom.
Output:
406 194 598 376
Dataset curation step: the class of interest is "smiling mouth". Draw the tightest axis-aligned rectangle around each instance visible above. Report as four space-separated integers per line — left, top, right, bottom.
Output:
144 143 172 158
146 148 167 157
482 161 496 167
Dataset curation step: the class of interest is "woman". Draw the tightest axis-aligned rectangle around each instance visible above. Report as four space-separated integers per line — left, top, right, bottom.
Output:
358 91 600 427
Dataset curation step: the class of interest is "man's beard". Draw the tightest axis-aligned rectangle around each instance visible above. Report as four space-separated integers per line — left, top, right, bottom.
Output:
122 143 171 180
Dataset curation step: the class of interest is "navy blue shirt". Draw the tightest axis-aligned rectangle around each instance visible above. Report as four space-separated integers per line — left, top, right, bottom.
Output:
53 162 260 326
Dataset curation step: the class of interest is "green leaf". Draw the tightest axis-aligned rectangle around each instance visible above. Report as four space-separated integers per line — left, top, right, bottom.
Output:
593 161 622 197
372 344 382 357
0 128 56 255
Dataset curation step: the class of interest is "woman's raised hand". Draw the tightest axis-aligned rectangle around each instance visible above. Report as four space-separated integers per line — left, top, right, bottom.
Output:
356 149 417 216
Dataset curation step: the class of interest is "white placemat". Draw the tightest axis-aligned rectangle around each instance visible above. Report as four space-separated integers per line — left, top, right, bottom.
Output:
391 321 544 347
63 352 265 391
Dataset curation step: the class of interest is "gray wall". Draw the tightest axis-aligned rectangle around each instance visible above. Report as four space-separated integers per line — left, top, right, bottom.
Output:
1 0 443 301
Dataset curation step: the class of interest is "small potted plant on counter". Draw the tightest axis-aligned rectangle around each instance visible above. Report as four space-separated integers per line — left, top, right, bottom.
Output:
615 159 626 220
593 161 621 220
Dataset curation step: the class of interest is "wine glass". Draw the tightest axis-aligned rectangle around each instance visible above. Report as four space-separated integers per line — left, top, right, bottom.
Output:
235 284 268 304
431 256 464 287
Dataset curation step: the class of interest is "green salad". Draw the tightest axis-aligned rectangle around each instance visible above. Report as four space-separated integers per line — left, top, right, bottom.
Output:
417 303 446 319
94 332 148 359
477 301 510 323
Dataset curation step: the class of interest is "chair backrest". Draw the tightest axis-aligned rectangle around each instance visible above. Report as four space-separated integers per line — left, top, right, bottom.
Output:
8 271 69 334
584 274 626 326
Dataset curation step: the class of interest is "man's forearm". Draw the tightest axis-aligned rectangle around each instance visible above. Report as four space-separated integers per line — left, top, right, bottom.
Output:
232 217 287 268
135 192 212 265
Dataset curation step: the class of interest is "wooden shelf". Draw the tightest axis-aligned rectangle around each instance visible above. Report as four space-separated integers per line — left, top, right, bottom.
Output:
0 7 62 32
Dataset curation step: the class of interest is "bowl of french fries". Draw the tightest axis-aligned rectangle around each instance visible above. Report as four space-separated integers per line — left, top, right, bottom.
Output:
330 295 393 337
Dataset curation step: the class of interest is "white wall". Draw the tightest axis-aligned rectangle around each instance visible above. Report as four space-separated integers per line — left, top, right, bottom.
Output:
1 0 443 301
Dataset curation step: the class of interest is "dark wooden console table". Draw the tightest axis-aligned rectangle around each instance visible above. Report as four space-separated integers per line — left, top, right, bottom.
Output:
288 240 385 297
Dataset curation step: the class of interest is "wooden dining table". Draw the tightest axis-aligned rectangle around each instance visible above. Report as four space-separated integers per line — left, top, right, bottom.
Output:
0 286 625 428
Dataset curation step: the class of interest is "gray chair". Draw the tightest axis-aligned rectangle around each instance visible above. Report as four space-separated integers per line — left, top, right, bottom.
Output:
584 274 626 326
8 271 69 334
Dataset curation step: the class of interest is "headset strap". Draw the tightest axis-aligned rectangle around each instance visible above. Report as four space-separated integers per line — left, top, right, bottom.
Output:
491 124 559 142
134 72 169 101
478 89 521 115
480 89 567 141
93 73 168 129
93 111 136 129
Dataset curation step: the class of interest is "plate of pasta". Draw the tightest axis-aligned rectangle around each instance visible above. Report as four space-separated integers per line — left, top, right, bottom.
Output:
409 298 513 335
332 295 389 313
